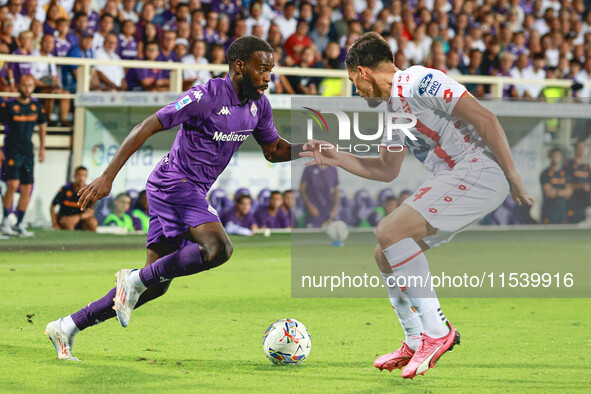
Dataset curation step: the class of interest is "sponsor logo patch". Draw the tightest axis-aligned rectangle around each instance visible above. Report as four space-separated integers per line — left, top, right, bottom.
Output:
207 204 218 216
212 131 249 142
174 95 192 111
428 80 441 95
418 74 433 95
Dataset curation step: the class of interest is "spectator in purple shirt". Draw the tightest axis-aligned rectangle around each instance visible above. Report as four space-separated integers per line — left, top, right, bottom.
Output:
281 189 293 227
137 21 158 59
203 10 221 44
67 13 89 48
158 30 179 79
254 191 290 229
7 31 33 89
211 0 240 22
117 19 138 60
53 18 72 57
43 3 60 36
163 3 190 32
135 3 158 42
300 164 339 228
221 194 258 235
78 0 100 32
126 41 169 91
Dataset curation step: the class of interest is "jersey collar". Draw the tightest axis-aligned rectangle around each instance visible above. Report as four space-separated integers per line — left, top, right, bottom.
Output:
224 73 242 106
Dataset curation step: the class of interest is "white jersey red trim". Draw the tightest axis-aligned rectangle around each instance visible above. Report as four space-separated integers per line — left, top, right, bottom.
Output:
382 66 492 175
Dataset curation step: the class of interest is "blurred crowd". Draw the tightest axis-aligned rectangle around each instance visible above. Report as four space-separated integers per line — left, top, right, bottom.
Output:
0 0 590 97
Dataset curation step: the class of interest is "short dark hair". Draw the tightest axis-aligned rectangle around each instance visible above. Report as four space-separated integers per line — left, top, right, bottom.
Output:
100 13 114 22
74 165 87 173
226 35 273 66
235 194 252 204
270 190 282 197
345 32 393 70
548 147 562 157
115 192 131 200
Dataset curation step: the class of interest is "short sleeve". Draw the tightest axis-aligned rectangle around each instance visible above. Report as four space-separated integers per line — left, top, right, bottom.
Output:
329 167 339 187
52 188 64 206
37 105 47 124
0 101 6 125
301 165 312 185
412 68 468 116
252 95 280 146
156 85 214 130
540 170 550 185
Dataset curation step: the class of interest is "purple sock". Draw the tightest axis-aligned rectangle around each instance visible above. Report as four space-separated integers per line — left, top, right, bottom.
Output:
70 243 205 331
71 287 117 331
139 243 207 287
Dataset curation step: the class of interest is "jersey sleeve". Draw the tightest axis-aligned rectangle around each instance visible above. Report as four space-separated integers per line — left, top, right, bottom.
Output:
155 85 214 130
0 101 6 125
52 187 65 206
411 68 468 116
37 104 47 125
540 170 550 185
252 95 280 146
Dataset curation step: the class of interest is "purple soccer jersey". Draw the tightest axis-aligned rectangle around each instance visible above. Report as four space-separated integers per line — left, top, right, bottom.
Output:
117 34 139 60
70 75 282 334
8 49 31 83
145 74 280 243
254 206 290 229
220 207 257 228
53 37 72 57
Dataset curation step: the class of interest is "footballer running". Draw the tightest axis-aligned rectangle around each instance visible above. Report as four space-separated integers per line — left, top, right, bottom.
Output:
301 32 533 379
45 36 302 361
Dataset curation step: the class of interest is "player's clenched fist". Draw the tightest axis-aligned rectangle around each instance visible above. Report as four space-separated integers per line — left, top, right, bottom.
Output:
77 175 113 210
300 139 341 167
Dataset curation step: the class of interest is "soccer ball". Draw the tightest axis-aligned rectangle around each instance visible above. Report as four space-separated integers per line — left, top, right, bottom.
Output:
262 319 312 364
325 220 349 245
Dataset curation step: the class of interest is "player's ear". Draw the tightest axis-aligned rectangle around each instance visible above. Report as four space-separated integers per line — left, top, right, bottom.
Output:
235 59 245 75
358 66 368 80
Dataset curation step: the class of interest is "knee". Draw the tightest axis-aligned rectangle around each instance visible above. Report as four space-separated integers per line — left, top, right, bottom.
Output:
204 239 233 268
375 220 396 248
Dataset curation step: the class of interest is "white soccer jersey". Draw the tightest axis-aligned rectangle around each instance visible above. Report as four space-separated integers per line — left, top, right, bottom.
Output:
381 65 491 175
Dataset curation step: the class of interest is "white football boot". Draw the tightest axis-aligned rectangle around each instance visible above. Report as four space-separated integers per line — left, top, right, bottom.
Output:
44 319 80 361
113 269 145 327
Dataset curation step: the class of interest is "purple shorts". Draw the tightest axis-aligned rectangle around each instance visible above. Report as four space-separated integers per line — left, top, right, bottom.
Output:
145 178 220 248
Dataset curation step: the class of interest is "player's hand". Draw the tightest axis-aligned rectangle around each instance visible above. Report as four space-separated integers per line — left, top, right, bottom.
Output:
308 205 320 218
38 148 45 163
300 139 341 167
508 174 533 207
78 175 113 210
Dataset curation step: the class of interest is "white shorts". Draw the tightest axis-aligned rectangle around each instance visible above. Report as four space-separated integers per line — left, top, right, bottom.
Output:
404 152 509 248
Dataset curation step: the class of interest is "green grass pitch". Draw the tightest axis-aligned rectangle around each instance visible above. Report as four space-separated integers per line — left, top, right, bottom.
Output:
0 230 589 392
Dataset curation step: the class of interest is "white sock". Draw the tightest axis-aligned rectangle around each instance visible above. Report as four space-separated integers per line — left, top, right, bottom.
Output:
381 272 422 350
129 269 147 291
60 315 80 338
383 238 450 339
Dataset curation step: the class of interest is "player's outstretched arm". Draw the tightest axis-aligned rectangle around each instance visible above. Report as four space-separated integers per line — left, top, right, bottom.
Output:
453 94 533 206
300 140 405 182
78 114 165 209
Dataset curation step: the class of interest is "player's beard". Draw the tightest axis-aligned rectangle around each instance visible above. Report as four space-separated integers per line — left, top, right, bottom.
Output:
239 72 267 101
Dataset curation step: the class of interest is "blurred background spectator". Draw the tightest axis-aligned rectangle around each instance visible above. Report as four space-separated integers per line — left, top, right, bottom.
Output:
103 192 134 232
50 166 98 231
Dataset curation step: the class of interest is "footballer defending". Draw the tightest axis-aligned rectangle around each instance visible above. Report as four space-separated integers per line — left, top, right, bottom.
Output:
45 36 301 360
301 32 533 379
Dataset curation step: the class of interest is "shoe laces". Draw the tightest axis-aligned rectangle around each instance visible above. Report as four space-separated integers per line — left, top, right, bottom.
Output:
414 334 439 358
